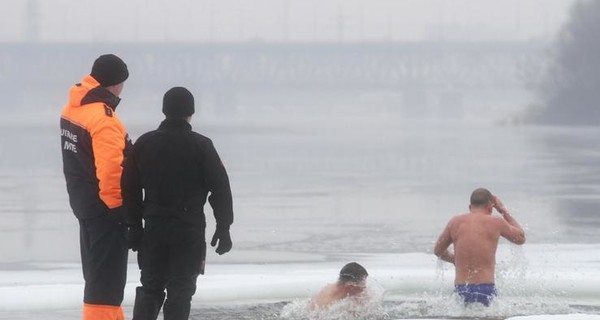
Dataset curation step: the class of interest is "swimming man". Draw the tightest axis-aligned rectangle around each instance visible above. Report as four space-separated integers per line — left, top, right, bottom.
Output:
310 262 369 309
433 188 525 306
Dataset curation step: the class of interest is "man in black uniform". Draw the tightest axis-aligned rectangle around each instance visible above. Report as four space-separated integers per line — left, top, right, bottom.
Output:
122 87 234 320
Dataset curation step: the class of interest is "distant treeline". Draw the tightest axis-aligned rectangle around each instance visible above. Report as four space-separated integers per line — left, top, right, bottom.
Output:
533 0 600 125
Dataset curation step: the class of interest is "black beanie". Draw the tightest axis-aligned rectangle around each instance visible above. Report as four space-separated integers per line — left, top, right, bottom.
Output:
163 87 195 118
90 54 129 87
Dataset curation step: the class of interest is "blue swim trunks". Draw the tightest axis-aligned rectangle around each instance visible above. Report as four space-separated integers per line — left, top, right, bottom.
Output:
455 283 496 306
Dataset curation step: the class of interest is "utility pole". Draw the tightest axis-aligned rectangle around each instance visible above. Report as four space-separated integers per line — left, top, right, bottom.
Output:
209 1 215 41
25 0 39 42
359 2 365 42
282 0 289 41
337 4 344 42
312 0 318 42
238 0 245 41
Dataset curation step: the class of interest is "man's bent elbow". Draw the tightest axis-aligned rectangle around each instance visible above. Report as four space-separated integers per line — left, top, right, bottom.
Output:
433 246 444 257
513 231 526 245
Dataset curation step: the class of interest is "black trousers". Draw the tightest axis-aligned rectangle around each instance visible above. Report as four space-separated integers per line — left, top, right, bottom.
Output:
79 215 128 306
133 216 206 320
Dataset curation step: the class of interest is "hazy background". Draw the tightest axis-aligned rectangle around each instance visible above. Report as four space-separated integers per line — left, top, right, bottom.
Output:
534 0 600 125
2 2 600 319
0 0 586 127
1 0 600 266
0 0 577 43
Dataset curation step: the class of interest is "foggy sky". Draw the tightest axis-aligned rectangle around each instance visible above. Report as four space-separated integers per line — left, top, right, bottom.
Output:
0 0 577 43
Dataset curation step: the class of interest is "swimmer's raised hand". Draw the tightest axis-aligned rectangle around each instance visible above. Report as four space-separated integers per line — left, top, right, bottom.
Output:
492 195 508 215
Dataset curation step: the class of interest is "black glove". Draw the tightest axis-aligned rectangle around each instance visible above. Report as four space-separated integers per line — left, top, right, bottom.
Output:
108 206 126 224
128 226 143 252
210 227 232 255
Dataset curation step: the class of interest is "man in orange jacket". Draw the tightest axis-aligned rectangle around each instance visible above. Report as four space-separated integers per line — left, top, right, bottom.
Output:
60 54 131 320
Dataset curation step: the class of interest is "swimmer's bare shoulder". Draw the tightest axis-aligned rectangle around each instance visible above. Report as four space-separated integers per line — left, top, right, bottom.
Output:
448 213 470 232
309 284 335 309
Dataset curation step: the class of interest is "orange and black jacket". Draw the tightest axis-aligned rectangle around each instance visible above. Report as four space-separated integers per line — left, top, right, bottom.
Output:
60 75 132 220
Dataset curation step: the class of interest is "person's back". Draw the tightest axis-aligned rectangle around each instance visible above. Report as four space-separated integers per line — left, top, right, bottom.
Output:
60 54 130 320
450 212 504 284
132 121 214 212
434 188 525 306
123 87 233 320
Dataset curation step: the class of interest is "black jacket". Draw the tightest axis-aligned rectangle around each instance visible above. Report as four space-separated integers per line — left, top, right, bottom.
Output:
121 118 233 229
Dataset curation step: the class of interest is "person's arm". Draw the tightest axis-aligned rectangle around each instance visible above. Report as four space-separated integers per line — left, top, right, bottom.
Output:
91 116 128 222
201 139 234 255
493 196 526 245
120 143 145 252
203 140 233 228
121 145 143 228
433 219 455 264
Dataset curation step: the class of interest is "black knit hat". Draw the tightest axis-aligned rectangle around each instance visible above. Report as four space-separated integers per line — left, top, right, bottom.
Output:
163 87 195 118
90 54 129 87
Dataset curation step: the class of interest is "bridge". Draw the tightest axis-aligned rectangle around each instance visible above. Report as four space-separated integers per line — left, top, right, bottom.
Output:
0 41 545 116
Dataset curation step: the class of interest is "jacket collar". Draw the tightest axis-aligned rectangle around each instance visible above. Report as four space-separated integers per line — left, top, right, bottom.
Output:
69 74 121 110
81 86 121 111
158 118 192 131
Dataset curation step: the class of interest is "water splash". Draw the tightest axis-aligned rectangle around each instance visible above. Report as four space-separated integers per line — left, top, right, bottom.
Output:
280 279 388 320
435 257 449 284
384 245 572 319
494 245 571 316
